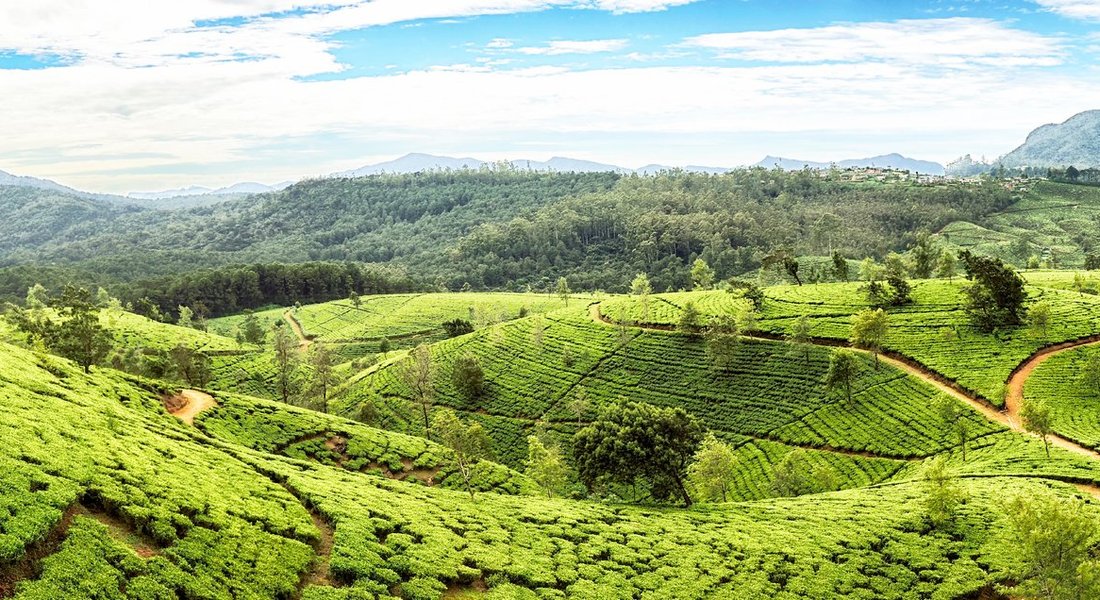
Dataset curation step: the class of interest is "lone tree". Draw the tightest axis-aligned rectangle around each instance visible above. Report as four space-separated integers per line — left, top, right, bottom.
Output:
678 301 702 336
574 401 705 507
170 345 212 388
271 322 300 403
935 395 971 462
704 315 740 371
432 408 489 499
690 258 715 290
923 457 965 530
525 435 569 499
631 272 653 321
831 251 849 282
451 353 485 401
687 434 737 503
909 231 938 279
770 449 838 497
850 308 888 369
763 250 802 286
400 344 436 440
240 311 266 345
959 250 1026 331
308 344 338 412
824 349 860 405
786 315 814 365
556 276 571 305
936 250 958 280
1001 492 1100 600
1020 397 1054 458
1028 301 1052 337
48 285 112 373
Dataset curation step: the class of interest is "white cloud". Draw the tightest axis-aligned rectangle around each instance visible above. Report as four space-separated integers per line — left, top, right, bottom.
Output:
1033 0 1100 20
684 18 1064 67
0 6 1092 192
516 39 628 55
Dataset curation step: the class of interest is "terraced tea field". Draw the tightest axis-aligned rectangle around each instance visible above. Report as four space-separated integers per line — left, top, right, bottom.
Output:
603 278 1100 403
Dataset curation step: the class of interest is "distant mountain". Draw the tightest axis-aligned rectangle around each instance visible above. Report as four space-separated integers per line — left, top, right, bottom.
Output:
510 156 631 173
635 164 731 175
999 110 1100 169
754 153 945 175
334 153 485 177
0 169 131 202
337 153 737 177
128 181 291 200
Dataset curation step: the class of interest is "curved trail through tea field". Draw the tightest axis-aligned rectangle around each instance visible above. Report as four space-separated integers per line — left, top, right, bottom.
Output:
167 389 217 425
284 310 313 350
588 303 1100 463
1005 336 1100 429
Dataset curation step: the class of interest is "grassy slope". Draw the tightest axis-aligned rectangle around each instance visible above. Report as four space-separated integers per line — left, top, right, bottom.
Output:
2 341 1098 599
334 305 1100 502
603 278 1100 404
944 181 1100 267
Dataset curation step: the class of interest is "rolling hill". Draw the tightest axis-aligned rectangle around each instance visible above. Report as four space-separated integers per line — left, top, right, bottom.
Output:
999 109 1100 169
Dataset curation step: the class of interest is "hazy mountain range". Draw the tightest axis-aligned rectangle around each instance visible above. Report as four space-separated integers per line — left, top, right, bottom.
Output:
17 113 1100 203
335 152 945 177
128 181 293 200
752 153 946 175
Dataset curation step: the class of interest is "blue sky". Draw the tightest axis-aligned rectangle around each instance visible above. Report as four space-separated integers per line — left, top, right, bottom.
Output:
0 0 1098 193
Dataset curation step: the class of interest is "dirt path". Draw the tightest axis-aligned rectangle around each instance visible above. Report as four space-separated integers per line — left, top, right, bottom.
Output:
283 310 313 350
1005 336 1100 422
588 302 1100 462
166 389 217 425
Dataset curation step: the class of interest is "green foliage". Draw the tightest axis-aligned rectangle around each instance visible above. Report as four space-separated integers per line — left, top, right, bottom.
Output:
850 308 888 367
433 408 491 498
524 435 569 499
922 457 966 531
1021 397 1055 458
1029 300 1053 337
677 301 701 335
442 318 475 338
690 258 714 291
824 349 860 405
831 251 849 282
703 315 740 371
574 401 705 506
769 449 838 497
687 434 737 503
1001 493 1100 600
936 395 972 461
960 250 1027 331
451 354 485 401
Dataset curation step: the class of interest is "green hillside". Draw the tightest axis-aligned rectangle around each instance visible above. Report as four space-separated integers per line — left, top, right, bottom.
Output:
602 279 1100 403
0 338 1096 599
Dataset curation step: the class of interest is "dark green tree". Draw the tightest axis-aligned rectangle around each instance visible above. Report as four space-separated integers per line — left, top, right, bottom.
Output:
831 251 849 282
47 285 112 373
451 353 485 401
574 401 705 507
824 349 860 404
959 250 1026 331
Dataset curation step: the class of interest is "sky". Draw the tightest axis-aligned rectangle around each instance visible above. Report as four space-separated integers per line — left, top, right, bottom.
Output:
1 0 1099 194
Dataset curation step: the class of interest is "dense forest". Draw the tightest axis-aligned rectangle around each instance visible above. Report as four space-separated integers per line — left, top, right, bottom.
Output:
0 168 1018 304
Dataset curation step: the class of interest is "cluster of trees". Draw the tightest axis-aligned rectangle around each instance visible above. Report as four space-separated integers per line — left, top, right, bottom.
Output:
453 170 1014 291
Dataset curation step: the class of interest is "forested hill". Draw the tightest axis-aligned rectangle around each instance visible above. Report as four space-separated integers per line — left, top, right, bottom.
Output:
0 169 1017 301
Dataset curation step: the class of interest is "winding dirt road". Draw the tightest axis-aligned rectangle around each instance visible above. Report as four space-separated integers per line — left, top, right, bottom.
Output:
166 389 217 425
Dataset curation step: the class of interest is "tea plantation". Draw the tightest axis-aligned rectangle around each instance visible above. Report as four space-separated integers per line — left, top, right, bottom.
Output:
4 281 1100 598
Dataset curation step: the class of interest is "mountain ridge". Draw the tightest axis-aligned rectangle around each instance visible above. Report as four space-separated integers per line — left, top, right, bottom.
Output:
999 109 1100 168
